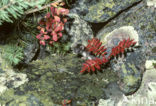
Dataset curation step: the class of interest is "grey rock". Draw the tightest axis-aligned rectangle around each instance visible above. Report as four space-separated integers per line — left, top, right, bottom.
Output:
96 1 156 95
0 55 28 94
65 13 93 54
70 0 141 23
22 33 39 63
115 51 145 95
98 60 156 106
96 2 156 59
0 54 118 105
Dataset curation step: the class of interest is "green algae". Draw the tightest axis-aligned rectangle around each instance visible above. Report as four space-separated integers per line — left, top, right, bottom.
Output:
122 64 128 74
0 54 119 105
86 0 115 22
74 0 141 23
119 63 142 95
152 47 156 53
123 75 139 86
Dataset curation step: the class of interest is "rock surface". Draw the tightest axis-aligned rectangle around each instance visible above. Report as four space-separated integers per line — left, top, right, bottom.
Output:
96 1 156 59
97 1 156 103
0 54 118 105
96 0 156 95
0 0 156 105
0 52 28 95
65 13 93 53
98 60 156 106
96 25 145 95
22 33 39 63
71 0 141 23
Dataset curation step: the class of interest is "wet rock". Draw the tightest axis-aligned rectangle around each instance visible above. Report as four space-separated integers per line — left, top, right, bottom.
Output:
65 13 93 53
70 0 141 23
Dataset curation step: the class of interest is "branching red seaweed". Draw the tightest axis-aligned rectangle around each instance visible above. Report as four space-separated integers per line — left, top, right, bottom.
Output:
86 38 107 57
80 38 137 73
109 38 136 59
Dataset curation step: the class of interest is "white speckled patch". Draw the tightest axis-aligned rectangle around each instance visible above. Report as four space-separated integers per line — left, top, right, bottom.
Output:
147 0 156 7
0 56 28 95
0 69 28 95
145 60 156 70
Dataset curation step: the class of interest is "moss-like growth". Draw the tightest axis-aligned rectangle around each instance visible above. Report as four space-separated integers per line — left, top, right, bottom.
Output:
49 42 71 56
0 54 117 105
